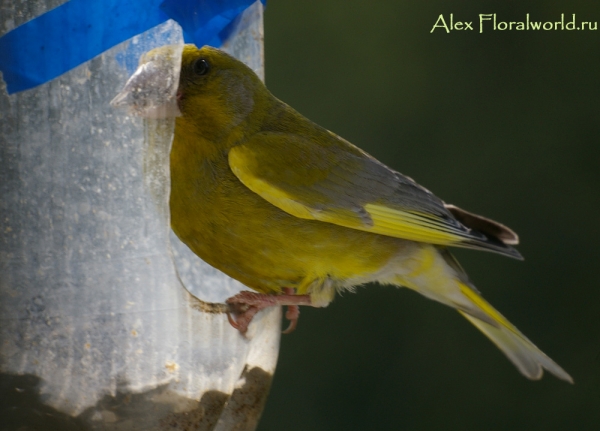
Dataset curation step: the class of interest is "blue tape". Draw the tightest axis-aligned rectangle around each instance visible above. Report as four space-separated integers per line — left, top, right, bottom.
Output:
0 0 264 94
160 0 265 47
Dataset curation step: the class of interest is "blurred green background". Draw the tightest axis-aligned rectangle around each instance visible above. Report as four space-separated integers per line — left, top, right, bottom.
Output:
259 1 600 430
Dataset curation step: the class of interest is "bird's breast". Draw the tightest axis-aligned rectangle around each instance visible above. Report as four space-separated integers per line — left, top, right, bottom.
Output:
168 134 404 295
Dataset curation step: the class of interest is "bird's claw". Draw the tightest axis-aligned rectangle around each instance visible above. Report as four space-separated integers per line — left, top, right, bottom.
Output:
282 304 300 334
225 289 307 335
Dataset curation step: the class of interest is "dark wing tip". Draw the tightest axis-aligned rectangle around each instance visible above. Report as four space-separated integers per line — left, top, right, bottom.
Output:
444 204 523 260
445 204 519 245
478 241 524 260
460 237 524 260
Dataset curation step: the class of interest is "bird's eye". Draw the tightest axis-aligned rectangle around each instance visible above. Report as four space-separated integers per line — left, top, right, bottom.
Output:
193 59 210 76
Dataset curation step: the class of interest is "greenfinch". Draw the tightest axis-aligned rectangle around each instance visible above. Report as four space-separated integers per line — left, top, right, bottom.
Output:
117 45 572 382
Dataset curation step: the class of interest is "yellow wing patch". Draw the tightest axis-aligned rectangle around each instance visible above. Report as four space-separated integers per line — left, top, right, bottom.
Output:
228 158 317 220
364 204 469 245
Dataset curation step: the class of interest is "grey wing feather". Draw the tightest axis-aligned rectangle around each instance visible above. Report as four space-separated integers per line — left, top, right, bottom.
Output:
314 147 522 259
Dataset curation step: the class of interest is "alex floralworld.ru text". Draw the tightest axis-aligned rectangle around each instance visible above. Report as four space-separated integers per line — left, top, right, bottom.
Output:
431 14 597 33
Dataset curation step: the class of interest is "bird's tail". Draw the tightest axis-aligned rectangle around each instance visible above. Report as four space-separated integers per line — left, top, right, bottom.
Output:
393 245 572 382
456 281 572 382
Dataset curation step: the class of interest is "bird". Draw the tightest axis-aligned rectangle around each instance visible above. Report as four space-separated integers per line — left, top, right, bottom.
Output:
113 44 572 383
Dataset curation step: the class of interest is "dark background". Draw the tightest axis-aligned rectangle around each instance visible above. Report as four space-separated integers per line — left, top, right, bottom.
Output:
259 1 600 430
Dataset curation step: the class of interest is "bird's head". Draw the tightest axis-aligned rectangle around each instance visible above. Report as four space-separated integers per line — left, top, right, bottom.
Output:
176 45 263 130
112 45 267 136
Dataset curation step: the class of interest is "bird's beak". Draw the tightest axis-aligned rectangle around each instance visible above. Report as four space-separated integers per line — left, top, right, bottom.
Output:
111 49 182 119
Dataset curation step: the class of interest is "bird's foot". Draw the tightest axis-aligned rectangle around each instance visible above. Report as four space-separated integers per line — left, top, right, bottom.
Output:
226 288 311 334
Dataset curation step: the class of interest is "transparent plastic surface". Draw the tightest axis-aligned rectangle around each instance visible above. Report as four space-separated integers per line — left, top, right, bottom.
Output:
0 1 278 430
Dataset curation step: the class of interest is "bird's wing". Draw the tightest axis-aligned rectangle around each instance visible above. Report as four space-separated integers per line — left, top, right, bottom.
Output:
228 132 520 258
